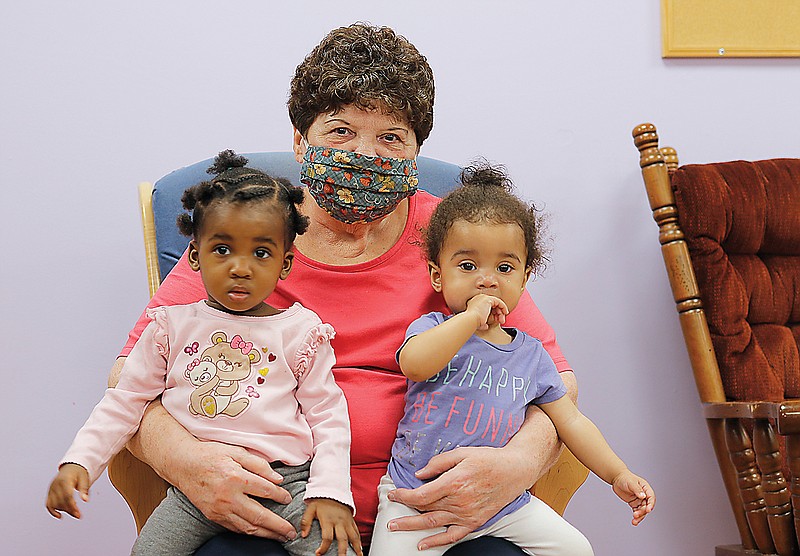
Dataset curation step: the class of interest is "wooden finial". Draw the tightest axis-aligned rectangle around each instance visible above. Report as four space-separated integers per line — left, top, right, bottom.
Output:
662 147 679 175
632 123 664 169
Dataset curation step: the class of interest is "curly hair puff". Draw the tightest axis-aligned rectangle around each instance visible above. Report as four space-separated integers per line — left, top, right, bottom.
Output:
177 150 309 248
424 161 548 275
289 22 435 146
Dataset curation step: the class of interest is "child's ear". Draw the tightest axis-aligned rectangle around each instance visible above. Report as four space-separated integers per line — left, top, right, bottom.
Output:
522 265 533 289
280 251 294 280
428 261 443 293
188 241 201 272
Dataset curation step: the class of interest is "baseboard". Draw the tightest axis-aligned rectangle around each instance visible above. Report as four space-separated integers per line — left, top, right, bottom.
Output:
716 545 767 556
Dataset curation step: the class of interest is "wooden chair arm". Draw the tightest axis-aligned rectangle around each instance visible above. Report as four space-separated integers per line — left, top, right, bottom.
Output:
703 400 800 430
532 448 589 516
108 449 169 534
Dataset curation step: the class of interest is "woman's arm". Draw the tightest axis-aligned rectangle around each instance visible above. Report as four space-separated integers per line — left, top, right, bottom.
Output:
109 357 297 540
387 370 578 550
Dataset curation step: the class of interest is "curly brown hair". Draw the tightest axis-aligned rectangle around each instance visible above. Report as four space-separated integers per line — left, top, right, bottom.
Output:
178 150 309 248
425 161 548 275
288 23 435 146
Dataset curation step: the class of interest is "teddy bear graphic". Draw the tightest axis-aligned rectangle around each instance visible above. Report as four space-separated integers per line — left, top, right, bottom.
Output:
184 332 260 418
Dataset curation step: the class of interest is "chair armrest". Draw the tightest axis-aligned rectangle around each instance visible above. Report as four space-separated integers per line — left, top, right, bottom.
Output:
703 400 800 432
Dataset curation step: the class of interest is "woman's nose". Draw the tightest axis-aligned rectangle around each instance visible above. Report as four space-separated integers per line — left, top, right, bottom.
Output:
353 137 379 157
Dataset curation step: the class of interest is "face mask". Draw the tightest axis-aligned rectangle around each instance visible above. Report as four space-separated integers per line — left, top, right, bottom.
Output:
300 145 419 223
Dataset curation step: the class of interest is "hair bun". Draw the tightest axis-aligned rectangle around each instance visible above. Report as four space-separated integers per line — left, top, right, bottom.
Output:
207 149 249 175
460 159 513 191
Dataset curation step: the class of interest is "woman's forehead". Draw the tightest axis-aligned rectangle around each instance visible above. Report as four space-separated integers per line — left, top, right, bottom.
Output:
323 103 410 127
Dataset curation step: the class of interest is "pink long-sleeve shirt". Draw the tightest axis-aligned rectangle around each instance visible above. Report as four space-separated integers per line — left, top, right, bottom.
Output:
66 301 354 510
120 190 570 540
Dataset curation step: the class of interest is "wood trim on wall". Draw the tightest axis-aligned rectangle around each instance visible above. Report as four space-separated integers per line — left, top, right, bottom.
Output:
662 0 800 58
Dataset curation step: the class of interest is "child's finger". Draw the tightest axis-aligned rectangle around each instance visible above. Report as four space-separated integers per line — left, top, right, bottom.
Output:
349 528 363 556
316 521 333 556
315 538 332 556
77 473 91 502
643 483 656 509
300 508 314 538
64 495 82 519
337 526 349 556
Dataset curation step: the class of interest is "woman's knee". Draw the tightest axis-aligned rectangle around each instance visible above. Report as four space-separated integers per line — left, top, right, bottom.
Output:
560 529 594 556
444 537 524 555
194 533 288 556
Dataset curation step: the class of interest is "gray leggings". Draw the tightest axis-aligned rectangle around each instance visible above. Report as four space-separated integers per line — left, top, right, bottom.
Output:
131 461 355 556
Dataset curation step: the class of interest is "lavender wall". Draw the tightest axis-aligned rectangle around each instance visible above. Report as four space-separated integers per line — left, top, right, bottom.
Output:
3 2 799 554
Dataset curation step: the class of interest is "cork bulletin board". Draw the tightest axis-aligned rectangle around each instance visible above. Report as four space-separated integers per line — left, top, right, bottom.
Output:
662 0 800 57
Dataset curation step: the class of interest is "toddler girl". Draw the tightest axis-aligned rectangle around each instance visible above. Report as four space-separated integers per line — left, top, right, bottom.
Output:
370 163 655 555
46 150 361 556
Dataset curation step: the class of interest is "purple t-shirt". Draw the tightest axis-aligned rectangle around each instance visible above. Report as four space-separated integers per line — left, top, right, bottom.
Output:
389 311 568 529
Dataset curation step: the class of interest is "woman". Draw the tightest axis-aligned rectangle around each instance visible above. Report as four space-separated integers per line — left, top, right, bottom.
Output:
114 23 578 555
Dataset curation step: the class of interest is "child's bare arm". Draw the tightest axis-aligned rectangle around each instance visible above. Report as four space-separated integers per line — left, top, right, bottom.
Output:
46 463 91 520
539 397 655 524
399 294 508 381
301 498 362 556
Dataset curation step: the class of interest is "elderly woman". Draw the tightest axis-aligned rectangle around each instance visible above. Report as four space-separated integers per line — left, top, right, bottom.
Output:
113 23 577 555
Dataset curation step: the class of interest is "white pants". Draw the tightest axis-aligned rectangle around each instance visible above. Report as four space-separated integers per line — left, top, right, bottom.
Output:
370 474 593 556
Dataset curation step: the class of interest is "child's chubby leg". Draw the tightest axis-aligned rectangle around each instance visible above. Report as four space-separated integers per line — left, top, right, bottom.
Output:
132 486 227 556
479 495 593 556
369 474 450 556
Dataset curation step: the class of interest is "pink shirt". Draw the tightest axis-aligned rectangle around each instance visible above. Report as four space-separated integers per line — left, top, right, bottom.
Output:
121 190 570 539
70 301 353 510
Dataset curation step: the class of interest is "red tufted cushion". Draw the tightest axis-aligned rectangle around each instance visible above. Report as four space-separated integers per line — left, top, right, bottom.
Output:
672 159 800 401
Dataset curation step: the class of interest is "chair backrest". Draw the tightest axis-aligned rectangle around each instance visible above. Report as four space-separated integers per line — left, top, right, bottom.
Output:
151 152 463 282
670 158 800 402
634 124 800 404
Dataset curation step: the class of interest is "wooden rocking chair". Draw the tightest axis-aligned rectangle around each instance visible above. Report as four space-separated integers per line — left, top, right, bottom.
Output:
633 123 800 555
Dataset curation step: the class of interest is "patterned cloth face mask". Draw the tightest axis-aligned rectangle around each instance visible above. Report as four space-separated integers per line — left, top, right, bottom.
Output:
300 144 419 223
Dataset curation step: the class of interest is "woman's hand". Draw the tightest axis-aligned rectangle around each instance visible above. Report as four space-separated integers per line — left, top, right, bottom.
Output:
386 444 534 550
128 397 297 541
172 440 296 539
301 498 363 556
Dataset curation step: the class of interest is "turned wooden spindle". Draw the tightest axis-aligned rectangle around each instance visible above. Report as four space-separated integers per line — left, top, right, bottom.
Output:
778 405 800 550
726 419 776 554
632 123 725 404
633 123 756 550
753 419 798 555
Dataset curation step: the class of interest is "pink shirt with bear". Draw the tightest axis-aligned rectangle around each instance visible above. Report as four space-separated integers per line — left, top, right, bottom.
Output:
63 301 354 511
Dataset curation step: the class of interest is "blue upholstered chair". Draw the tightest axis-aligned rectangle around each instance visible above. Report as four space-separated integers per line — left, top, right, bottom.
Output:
109 152 588 537
147 153 463 287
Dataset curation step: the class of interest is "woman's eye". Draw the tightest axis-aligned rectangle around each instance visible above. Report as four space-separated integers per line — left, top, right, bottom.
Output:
333 127 351 136
213 246 230 255
254 248 270 259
